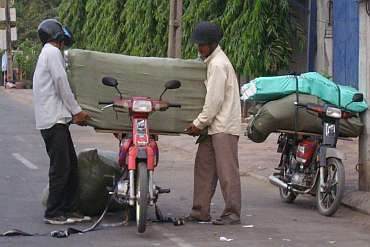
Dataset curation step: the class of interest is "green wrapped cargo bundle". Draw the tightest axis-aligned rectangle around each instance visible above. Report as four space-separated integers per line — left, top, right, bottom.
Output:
247 94 364 143
241 72 368 112
42 149 122 216
65 49 207 134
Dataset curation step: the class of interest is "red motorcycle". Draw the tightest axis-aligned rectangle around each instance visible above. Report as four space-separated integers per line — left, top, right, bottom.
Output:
99 77 181 233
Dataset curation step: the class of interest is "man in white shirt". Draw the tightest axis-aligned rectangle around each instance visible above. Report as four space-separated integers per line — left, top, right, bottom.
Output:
33 19 90 225
185 22 242 225
2 51 7 85
1 50 16 88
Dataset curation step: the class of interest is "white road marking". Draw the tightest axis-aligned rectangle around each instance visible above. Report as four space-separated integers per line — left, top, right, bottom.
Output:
153 226 195 247
12 153 38 170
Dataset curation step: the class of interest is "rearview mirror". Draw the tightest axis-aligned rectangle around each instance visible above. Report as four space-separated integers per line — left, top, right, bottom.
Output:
165 80 181 90
352 93 364 102
102 77 118 87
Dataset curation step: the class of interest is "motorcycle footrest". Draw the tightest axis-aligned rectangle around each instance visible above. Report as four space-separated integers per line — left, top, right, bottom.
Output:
158 188 170 194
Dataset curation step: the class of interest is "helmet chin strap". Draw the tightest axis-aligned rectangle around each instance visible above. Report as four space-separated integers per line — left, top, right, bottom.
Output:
58 41 65 49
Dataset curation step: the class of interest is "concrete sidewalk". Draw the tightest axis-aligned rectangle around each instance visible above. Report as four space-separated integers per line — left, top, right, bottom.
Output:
3 86 370 215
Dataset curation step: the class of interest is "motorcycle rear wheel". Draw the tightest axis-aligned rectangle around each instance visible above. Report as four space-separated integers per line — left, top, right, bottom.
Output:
279 158 297 203
279 187 297 203
136 162 149 233
316 158 345 217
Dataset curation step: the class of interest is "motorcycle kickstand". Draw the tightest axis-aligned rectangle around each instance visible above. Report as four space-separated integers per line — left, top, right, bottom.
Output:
122 207 130 226
155 203 164 222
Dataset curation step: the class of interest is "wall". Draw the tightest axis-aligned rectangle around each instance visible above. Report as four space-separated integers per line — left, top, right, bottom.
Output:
315 0 333 77
333 0 359 88
287 0 309 74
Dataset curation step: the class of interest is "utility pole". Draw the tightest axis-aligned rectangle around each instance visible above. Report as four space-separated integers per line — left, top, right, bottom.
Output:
167 0 182 58
5 0 13 82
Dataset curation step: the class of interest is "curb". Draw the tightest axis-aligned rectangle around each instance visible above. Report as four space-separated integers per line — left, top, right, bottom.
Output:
342 191 370 215
245 171 370 216
1 87 33 105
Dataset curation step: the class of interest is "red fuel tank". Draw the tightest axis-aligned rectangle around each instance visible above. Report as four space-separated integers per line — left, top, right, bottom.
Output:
296 139 317 165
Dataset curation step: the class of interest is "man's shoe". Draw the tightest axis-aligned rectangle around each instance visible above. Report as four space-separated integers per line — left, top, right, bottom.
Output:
66 212 91 223
212 215 240 225
43 215 75 225
184 215 211 223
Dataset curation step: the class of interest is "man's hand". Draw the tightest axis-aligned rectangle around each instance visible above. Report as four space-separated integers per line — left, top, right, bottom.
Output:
73 111 91 126
184 123 202 136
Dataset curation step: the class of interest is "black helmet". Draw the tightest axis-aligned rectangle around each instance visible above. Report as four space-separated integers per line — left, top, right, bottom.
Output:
191 21 222 45
38 19 73 47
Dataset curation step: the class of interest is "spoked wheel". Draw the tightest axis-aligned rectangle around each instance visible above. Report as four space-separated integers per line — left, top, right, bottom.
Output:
316 158 345 216
279 187 297 203
279 161 297 203
136 162 149 233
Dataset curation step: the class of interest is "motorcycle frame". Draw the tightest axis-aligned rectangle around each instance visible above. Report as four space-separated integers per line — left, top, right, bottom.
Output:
277 104 346 194
118 96 159 206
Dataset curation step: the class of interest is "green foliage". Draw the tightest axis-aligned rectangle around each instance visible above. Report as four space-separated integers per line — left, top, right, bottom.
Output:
14 40 42 80
58 0 304 77
244 0 304 75
14 0 62 42
14 0 61 80
58 0 87 48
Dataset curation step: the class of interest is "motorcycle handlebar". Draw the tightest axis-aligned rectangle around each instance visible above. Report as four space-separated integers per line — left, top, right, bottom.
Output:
168 103 182 108
99 101 114 105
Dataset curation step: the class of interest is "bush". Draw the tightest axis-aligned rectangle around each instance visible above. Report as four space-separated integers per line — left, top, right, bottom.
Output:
59 0 304 77
15 40 41 81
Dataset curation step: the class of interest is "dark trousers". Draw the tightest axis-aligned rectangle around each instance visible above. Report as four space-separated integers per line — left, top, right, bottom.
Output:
190 133 241 221
41 124 79 218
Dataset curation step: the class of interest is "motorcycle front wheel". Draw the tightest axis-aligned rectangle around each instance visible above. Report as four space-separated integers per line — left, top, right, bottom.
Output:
136 162 149 233
316 158 345 217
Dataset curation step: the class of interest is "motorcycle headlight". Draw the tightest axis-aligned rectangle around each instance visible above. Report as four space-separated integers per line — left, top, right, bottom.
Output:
132 100 152 113
326 107 342 118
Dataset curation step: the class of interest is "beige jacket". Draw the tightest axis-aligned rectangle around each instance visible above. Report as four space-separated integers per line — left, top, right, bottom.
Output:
193 46 241 136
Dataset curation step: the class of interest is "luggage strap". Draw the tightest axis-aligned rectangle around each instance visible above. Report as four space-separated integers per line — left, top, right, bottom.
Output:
1 195 183 239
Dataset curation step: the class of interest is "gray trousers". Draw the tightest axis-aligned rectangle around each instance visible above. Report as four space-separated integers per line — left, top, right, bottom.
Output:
190 133 241 220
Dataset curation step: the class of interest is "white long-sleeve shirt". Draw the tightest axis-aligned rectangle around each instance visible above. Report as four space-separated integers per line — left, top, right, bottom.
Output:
193 46 241 136
33 43 81 130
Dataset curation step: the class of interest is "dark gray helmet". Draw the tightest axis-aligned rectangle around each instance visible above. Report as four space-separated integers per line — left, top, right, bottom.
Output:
38 19 73 47
191 21 222 45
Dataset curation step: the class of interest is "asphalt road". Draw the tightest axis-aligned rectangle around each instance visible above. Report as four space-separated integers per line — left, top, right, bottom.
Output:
1 88 370 247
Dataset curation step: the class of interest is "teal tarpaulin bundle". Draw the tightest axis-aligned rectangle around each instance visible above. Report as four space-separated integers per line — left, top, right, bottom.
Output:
241 72 368 112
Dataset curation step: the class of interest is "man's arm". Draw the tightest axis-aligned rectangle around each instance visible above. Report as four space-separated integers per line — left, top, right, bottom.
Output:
193 63 226 129
47 48 82 115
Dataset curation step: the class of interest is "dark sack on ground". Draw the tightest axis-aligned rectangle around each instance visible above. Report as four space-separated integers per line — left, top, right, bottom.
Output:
42 149 122 216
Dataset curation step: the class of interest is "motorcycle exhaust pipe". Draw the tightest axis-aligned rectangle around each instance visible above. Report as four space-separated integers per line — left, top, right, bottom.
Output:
269 175 289 190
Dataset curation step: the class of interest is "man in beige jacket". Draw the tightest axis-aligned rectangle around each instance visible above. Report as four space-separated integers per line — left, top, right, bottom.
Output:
185 21 242 225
